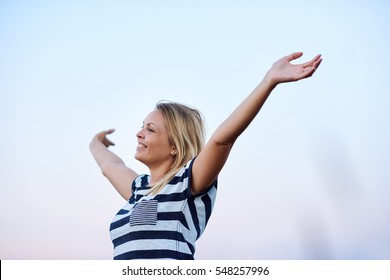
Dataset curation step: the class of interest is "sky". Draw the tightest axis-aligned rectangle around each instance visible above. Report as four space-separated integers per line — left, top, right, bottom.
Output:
1 0 390 259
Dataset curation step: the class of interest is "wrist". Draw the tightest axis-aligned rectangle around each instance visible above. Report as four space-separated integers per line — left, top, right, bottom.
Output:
90 135 104 150
262 73 278 91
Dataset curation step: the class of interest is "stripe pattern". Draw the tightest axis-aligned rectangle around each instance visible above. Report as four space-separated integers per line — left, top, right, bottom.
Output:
109 158 217 260
129 199 158 226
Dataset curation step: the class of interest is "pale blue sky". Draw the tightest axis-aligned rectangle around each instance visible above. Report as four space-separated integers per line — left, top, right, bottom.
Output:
1 0 389 259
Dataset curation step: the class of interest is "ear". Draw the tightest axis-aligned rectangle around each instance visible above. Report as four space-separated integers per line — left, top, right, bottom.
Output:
170 146 177 156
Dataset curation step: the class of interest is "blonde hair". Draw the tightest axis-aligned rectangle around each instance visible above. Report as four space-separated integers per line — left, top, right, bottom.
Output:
149 101 205 194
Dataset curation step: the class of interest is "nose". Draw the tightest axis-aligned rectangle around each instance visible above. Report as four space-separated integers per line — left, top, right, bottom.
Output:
136 129 145 139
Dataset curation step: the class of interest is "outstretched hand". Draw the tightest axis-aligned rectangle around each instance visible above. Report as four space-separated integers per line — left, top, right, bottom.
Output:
96 129 116 147
265 52 322 86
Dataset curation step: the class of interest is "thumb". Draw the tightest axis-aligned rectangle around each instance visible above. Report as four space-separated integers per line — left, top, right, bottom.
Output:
287 52 303 62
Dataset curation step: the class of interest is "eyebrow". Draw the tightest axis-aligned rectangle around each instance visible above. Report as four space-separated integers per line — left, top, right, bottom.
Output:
143 122 158 130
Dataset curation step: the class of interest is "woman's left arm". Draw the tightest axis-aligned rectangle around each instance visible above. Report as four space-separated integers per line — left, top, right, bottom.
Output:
191 52 322 194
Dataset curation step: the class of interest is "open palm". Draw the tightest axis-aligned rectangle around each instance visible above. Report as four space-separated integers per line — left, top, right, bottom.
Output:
266 52 322 85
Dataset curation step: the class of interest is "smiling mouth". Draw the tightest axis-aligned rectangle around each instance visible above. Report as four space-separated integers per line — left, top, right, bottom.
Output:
137 143 147 148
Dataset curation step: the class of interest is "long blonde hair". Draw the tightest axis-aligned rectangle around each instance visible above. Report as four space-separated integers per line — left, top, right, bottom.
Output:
149 101 205 194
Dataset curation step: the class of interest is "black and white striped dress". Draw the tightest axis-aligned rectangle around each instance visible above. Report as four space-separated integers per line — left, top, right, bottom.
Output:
109 158 218 260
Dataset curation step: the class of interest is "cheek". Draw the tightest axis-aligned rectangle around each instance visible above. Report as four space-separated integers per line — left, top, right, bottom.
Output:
149 136 171 153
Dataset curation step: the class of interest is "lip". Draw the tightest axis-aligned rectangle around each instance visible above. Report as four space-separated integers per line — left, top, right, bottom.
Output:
137 142 147 148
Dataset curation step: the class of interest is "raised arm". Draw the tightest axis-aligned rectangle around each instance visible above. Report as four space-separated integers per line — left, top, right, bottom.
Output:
90 129 138 200
191 52 322 194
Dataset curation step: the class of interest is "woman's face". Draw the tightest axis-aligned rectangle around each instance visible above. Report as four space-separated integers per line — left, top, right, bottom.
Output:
135 109 175 168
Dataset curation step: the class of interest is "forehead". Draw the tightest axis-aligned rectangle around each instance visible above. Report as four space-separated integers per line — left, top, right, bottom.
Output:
144 109 165 126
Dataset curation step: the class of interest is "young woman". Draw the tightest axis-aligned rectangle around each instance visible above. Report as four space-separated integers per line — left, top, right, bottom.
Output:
90 52 322 259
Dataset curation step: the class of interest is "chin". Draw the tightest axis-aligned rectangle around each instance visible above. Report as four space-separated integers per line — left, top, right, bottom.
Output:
134 153 146 165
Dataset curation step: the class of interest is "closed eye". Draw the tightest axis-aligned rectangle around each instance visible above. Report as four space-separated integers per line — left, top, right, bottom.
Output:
145 124 155 133
142 122 157 133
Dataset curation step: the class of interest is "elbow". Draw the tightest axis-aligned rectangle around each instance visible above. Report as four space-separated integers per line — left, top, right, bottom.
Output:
100 162 111 178
210 135 236 149
209 127 239 147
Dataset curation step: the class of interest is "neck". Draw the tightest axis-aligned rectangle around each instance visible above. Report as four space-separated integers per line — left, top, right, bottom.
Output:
148 160 174 185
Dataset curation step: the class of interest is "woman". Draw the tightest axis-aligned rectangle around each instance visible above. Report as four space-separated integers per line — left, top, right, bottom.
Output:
90 52 322 259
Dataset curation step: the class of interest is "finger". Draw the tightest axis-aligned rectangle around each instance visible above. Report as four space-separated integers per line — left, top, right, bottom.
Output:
307 58 322 73
313 57 322 68
100 129 116 146
103 138 115 147
287 52 303 62
105 128 115 135
296 66 318 80
97 128 115 138
107 140 115 146
303 54 322 68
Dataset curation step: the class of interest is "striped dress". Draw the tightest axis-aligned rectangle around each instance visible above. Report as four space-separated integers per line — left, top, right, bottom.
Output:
109 158 218 260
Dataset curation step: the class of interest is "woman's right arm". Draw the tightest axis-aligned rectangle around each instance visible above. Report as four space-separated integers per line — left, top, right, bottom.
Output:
89 129 138 200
